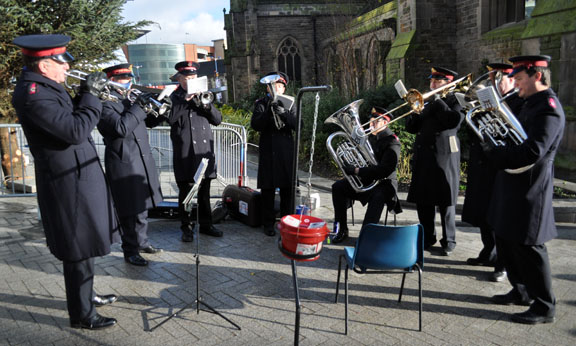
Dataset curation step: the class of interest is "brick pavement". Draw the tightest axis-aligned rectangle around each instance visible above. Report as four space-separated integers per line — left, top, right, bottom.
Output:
0 194 575 346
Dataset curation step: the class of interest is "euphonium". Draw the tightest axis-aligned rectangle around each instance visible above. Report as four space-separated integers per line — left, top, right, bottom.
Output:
325 99 380 193
463 72 533 174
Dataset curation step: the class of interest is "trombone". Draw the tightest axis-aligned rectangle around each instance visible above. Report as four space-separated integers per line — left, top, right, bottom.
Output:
356 74 472 138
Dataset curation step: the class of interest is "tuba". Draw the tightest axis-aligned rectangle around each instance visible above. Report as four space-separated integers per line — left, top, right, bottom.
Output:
325 99 380 193
462 72 533 174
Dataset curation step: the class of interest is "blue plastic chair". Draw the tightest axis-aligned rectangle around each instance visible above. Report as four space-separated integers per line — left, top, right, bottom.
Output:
334 223 424 334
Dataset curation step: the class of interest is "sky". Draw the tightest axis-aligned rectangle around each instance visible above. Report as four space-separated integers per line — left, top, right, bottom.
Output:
121 0 229 46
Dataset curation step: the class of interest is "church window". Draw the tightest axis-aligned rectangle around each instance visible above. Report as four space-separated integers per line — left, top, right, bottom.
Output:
277 38 302 83
482 0 535 32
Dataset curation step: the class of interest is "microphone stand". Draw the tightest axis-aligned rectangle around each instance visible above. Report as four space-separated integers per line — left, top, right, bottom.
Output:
149 159 241 332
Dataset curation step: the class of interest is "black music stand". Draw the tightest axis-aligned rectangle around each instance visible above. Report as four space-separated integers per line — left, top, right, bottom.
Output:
149 158 241 332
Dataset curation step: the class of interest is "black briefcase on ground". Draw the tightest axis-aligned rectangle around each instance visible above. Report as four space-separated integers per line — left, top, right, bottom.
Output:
149 201 181 219
222 185 262 227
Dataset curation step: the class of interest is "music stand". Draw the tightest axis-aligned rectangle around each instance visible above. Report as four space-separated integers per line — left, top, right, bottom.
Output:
149 158 241 331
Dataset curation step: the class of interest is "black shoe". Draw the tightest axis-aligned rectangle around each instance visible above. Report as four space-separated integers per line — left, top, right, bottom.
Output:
200 225 223 237
92 294 118 307
263 225 275 236
124 254 148 266
424 239 436 251
181 224 194 242
331 229 349 244
70 313 117 330
491 270 507 282
140 245 163 254
511 310 555 324
466 257 494 266
491 290 532 306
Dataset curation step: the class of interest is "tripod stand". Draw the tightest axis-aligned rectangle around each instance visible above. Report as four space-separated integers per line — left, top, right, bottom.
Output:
150 159 241 332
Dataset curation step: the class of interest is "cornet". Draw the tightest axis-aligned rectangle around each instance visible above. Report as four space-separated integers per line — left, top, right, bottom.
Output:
64 69 125 102
125 89 172 118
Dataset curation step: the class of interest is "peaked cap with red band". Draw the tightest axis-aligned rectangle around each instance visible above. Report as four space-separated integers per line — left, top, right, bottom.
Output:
13 34 74 63
428 66 458 81
175 61 200 76
264 71 289 86
102 63 134 78
487 62 513 75
508 55 551 77
370 106 391 122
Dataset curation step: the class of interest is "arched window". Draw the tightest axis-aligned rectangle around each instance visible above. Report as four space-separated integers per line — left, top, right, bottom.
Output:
277 37 302 83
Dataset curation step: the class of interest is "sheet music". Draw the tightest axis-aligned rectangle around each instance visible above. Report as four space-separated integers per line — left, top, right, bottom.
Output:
183 158 209 212
394 80 408 99
276 94 295 111
476 86 499 111
186 76 209 94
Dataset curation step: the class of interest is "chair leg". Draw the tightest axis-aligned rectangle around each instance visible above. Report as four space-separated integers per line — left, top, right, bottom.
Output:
398 272 407 303
416 263 422 332
345 264 349 335
335 255 344 303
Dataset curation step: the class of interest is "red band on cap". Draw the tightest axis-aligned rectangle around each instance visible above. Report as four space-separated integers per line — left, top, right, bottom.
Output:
277 77 287 84
502 68 513 74
21 46 66 57
431 72 454 81
178 66 197 72
512 60 549 69
107 68 132 78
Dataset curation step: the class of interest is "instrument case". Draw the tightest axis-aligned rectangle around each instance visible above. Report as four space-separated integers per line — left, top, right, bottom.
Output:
222 185 262 227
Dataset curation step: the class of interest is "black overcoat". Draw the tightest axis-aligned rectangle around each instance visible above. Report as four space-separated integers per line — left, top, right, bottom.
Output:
97 93 163 217
405 94 464 206
486 89 565 245
251 95 297 189
462 92 524 226
168 87 222 182
12 71 119 262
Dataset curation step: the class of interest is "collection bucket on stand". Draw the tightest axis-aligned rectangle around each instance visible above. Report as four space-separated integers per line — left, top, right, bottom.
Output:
278 214 329 262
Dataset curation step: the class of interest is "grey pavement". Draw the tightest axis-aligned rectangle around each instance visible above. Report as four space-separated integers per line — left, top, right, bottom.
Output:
1 179 576 345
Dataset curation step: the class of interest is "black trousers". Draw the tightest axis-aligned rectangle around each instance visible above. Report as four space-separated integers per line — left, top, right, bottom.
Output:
496 236 556 316
477 222 505 271
332 179 390 229
63 257 95 322
416 204 456 247
178 179 213 230
119 210 150 257
261 187 292 227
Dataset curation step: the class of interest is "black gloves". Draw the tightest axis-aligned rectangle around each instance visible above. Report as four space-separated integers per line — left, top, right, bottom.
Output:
271 102 285 115
343 164 357 176
80 72 107 97
430 97 450 113
480 134 495 154
136 92 155 109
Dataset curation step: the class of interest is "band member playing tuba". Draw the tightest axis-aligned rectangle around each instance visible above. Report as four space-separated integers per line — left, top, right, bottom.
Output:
331 107 402 243
405 67 464 256
462 62 523 282
97 63 164 266
251 72 297 236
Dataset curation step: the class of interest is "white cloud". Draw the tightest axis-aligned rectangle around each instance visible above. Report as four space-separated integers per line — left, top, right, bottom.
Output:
121 0 227 45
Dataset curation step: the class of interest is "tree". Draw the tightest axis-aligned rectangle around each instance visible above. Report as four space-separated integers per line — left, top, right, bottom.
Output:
0 0 153 188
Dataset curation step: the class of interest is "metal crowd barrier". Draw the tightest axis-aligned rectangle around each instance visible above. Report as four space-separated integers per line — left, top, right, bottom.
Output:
0 123 247 199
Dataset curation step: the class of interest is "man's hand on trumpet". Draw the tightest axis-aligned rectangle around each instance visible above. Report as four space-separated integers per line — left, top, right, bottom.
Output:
80 72 107 97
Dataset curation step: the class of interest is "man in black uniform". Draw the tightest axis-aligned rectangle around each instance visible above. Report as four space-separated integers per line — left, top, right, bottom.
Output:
406 67 464 256
463 62 524 282
97 63 164 266
168 61 223 242
483 55 564 324
331 107 402 243
11 34 118 329
251 72 297 236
